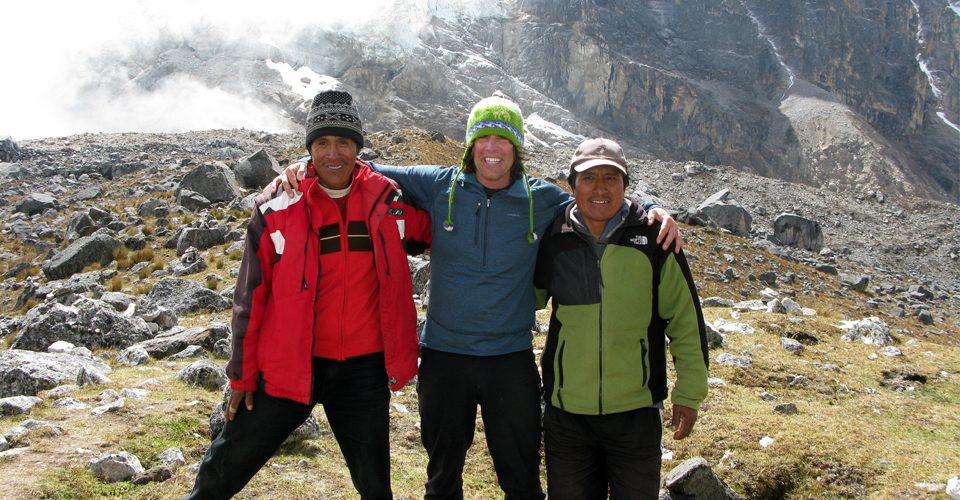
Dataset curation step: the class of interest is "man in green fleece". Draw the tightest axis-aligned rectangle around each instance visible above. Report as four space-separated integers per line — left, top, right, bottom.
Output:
534 137 709 499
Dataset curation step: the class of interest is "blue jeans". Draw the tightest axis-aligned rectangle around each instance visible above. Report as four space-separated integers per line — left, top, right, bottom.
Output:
187 353 392 499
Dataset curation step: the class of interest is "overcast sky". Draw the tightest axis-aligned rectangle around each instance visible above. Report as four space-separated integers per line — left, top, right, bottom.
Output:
0 0 487 141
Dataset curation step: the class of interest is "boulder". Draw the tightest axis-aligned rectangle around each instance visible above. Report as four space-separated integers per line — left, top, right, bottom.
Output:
0 396 43 416
232 149 281 189
663 456 742 499
0 136 20 162
176 227 228 256
12 297 153 352
771 213 824 252
89 452 145 483
177 360 228 390
0 349 112 397
65 212 96 241
691 189 752 236
176 162 242 207
838 317 895 346
146 278 232 315
15 193 59 216
41 233 121 280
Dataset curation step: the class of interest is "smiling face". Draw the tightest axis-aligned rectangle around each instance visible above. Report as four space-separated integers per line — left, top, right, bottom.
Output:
309 135 359 190
573 164 626 238
471 134 516 189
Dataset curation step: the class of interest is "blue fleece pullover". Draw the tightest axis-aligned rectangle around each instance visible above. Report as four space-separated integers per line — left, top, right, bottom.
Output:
372 162 571 356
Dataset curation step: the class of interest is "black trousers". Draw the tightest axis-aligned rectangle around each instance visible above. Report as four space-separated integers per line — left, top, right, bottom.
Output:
417 347 545 500
187 353 392 500
543 405 662 500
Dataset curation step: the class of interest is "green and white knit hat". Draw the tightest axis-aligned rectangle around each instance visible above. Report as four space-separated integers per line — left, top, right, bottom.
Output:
460 95 525 168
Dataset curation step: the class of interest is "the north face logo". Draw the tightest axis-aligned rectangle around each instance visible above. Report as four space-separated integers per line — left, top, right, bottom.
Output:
630 235 648 246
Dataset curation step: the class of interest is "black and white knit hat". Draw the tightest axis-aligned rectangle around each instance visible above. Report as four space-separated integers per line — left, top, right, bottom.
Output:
304 90 364 150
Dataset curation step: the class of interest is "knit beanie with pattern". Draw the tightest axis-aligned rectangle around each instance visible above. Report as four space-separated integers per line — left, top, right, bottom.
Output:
305 90 364 150
460 95 525 168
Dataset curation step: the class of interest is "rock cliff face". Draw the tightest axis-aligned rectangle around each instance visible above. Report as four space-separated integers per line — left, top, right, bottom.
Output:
87 0 959 202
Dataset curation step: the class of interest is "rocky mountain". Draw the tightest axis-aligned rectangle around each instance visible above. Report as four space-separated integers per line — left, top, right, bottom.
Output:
76 0 959 202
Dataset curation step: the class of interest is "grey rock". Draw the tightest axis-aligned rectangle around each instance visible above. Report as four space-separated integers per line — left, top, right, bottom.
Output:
178 360 228 390
176 189 213 211
12 297 152 352
131 465 173 485
41 233 121 280
53 397 89 410
0 136 21 162
176 162 242 207
146 278 232 315
233 149 281 189
4 419 64 447
715 353 753 367
131 323 230 359
118 345 151 366
692 189 752 236
840 273 870 292
212 338 232 359
774 403 799 415
15 193 58 216
701 297 734 308
780 337 804 354
663 456 742 499
91 398 125 415
158 447 186 468
169 345 208 360
176 227 228 256
408 256 431 298
88 452 145 483
0 396 43 416
137 199 170 217
0 349 112 397
771 213 824 252
77 366 112 387
838 317 895 346
704 324 724 350
76 185 102 201
66 212 96 241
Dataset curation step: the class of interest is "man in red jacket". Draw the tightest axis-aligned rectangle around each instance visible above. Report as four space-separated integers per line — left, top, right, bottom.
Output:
187 89 431 499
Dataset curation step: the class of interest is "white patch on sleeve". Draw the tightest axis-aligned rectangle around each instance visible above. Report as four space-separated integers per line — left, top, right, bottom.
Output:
396 219 405 239
270 230 286 254
259 191 303 214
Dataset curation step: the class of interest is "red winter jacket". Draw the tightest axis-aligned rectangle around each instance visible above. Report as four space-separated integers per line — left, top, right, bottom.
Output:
226 160 431 403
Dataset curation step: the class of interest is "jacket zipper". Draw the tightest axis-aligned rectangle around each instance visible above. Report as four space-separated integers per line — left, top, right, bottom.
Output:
596 252 604 415
473 199 482 254
557 340 566 410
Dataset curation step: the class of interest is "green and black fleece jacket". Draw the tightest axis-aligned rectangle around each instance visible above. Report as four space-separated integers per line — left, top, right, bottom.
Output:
534 197 709 415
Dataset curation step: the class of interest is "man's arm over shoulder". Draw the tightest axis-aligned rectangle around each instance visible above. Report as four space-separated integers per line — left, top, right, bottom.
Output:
369 162 452 209
393 187 432 256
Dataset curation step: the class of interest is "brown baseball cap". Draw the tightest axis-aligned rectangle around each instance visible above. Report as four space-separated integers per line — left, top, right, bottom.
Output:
569 137 628 176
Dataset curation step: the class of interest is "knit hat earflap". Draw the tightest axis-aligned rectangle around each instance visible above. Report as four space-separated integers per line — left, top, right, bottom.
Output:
305 89 364 150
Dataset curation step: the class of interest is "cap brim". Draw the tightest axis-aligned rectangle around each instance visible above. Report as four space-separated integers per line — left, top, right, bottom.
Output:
572 158 628 174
